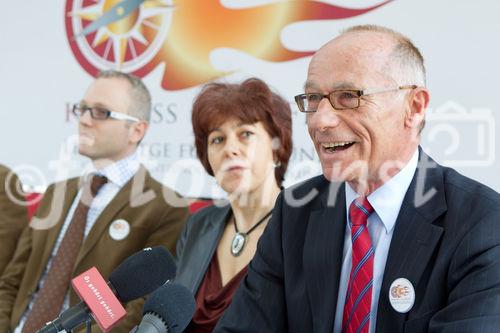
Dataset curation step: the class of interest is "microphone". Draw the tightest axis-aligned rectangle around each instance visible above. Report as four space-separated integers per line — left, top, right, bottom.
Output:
130 282 195 333
36 246 176 333
70 266 127 331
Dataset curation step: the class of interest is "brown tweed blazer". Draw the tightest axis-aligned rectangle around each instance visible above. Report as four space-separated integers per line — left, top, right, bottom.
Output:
0 166 188 333
0 165 29 276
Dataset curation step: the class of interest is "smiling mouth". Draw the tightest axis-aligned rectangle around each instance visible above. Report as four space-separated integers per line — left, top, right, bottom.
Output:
321 141 355 153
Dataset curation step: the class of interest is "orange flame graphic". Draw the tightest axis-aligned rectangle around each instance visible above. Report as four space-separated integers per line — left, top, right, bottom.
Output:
67 0 391 90
135 0 391 90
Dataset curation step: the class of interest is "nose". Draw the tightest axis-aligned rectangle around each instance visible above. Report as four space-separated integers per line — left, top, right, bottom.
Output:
222 135 241 157
79 109 93 126
307 98 341 132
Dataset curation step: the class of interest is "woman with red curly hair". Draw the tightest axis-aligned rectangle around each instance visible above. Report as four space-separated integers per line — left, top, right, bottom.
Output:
175 78 292 332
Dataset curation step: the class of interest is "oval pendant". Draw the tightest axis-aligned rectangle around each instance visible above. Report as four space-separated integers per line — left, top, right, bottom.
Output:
231 232 247 257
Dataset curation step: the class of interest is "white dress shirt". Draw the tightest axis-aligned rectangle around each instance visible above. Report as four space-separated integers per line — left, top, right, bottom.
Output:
15 152 140 333
333 149 419 333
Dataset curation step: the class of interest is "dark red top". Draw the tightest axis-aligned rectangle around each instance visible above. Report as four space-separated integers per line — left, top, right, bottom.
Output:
187 254 248 333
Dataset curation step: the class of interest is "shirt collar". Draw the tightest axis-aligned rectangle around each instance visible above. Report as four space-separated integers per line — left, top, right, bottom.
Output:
345 149 419 234
85 151 141 187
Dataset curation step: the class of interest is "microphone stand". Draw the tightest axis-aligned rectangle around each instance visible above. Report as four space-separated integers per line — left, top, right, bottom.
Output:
85 317 92 333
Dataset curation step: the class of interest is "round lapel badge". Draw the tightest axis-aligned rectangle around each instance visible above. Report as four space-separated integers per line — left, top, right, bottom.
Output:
389 278 415 313
109 219 130 241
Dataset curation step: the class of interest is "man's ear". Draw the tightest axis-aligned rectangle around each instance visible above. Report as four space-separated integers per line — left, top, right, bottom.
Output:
405 87 430 130
129 121 149 145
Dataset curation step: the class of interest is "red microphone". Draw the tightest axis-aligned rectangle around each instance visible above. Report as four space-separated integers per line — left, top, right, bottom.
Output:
36 246 177 333
71 267 126 332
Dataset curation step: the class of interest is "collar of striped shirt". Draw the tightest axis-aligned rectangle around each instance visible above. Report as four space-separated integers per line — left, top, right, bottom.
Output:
85 150 141 187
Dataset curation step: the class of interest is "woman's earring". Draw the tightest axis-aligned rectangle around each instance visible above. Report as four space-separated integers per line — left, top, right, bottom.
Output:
273 160 281 168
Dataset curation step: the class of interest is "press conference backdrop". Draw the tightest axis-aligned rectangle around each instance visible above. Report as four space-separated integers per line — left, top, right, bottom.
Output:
1 0 498 198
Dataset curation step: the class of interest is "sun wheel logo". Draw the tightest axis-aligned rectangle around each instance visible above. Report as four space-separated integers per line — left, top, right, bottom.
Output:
65 0 172 75
65 0 391 90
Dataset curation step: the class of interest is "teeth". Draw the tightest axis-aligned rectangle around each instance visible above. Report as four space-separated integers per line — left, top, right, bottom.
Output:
322 141 354 148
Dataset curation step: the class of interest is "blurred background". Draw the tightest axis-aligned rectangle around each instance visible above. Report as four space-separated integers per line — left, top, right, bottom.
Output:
1 0 498 198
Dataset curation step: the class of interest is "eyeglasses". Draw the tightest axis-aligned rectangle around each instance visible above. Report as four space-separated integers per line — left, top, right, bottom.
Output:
294 85 418 113
72 104 140 122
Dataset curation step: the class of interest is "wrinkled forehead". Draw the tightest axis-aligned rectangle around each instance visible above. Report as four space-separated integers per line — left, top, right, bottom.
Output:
306 32 396 91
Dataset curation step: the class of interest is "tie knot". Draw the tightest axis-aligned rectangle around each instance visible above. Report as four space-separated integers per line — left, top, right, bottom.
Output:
90 175 108 196
349 197 374 227
81 174 108 205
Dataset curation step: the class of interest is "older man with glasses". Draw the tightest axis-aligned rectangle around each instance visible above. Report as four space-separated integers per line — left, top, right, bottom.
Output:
215 25 500 333
0 71 188 333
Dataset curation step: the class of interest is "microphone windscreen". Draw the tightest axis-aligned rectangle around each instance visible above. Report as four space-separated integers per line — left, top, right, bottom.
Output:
143 282 195 333
109 246 177 302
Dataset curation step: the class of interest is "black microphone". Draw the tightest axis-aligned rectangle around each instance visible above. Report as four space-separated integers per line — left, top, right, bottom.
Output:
37 246 176 333
130 282 195 333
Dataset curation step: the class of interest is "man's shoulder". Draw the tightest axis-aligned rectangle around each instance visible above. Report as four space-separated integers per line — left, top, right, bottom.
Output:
138 168 176 194
139 168 163 189
284 174 330 197
441 166 500 215
43 177 80 195
414 151 499 221
0 165 19 197
279 175 338 212
284 174 334 198
0 164 9 178
130 168 189 211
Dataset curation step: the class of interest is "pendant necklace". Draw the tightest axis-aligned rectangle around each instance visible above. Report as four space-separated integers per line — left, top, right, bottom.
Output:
231 210 273 257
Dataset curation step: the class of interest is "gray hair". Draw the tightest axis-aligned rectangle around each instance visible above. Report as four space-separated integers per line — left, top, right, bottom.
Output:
340 25 426 87
98 70 152 122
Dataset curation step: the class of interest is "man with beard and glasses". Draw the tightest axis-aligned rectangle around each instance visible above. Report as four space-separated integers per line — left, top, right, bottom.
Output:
0 71 188 333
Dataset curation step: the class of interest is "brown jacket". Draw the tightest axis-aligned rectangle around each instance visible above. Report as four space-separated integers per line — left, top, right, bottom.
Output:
0 166 188 332
0 165 29 276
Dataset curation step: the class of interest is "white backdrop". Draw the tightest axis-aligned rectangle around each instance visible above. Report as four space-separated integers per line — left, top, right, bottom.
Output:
1 0 499 198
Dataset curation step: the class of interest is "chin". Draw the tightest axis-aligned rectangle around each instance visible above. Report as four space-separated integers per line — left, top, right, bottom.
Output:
78 146 90 157
321 165 359 183
223 180 254 196
79 147 99 160
322 157 369 181
225 184 250 196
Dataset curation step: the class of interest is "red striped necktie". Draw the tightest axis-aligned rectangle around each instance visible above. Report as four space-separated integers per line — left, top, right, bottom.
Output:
342 197 375 333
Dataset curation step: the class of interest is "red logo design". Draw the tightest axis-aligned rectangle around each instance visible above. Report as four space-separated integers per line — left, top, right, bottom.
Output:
65 0 391 90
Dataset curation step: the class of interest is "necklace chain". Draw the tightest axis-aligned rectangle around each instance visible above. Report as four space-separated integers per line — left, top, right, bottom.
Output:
233 210 273 236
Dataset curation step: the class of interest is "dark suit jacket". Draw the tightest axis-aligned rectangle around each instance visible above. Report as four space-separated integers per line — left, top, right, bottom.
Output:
0 165 29 275
0 166 189 333
215 152 500 333
175 203 231 295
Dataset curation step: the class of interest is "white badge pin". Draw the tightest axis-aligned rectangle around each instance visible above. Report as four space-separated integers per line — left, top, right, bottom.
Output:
109 219 130 241
389 278 415 313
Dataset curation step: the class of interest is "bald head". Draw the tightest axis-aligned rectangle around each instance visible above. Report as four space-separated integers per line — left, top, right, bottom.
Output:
307 30 397 93
313 25 426 88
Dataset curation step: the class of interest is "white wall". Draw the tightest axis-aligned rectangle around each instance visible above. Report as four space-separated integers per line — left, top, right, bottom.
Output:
1 0 498 197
